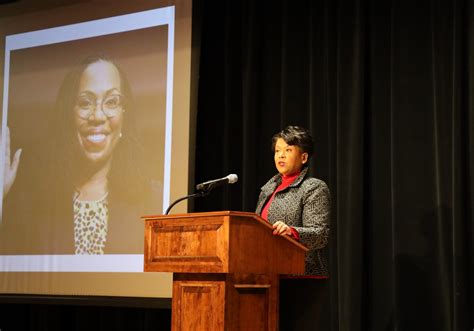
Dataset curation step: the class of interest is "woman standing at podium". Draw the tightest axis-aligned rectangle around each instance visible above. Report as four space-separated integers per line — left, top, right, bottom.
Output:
255 125 331 330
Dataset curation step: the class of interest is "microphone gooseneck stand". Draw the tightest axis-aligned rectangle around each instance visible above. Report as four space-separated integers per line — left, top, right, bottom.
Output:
164 190 210 215
165 174 238 215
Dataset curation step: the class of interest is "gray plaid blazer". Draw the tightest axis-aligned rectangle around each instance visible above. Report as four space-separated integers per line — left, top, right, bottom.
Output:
255 167 331 276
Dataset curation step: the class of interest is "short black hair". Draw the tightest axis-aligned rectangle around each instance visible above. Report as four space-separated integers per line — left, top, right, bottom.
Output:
271 125 314 157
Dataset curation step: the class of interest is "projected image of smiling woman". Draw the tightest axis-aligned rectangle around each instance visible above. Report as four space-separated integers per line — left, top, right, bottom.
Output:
3 55 154 255
74 60 124 169
68 59 125 254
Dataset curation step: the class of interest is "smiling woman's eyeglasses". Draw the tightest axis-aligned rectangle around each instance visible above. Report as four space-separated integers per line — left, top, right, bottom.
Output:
75 93 125 119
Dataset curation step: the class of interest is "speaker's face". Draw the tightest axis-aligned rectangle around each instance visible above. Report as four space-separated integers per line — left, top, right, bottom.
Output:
274 138 308 176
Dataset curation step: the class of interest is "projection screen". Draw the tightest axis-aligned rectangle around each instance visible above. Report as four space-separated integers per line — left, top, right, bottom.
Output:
0 0 193 298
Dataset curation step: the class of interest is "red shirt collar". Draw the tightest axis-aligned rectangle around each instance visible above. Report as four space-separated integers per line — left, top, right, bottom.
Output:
281 171 301 185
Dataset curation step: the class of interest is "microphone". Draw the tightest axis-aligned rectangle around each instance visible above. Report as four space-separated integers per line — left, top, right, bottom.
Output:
196 174 238 192
165 174 238 214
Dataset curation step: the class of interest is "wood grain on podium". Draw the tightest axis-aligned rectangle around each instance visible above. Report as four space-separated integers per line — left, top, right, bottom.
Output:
143 211 307 330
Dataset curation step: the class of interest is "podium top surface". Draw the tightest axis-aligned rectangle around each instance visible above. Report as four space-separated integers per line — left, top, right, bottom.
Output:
142 210 258 220
142 210 308 251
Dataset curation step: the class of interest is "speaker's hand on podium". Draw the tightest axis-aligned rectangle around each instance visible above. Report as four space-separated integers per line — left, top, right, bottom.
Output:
272 221 292 236
2 126 22 199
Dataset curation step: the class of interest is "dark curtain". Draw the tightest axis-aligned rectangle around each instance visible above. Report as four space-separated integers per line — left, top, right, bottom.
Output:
194 0 473 330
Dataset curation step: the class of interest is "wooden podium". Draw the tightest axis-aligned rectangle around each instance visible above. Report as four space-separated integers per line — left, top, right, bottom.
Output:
143 211 308 330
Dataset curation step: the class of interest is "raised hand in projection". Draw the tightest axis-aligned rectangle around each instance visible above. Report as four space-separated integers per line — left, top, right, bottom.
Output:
3 126 22 199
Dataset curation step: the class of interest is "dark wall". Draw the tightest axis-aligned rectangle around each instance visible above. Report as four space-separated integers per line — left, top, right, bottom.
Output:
0 297 171 331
